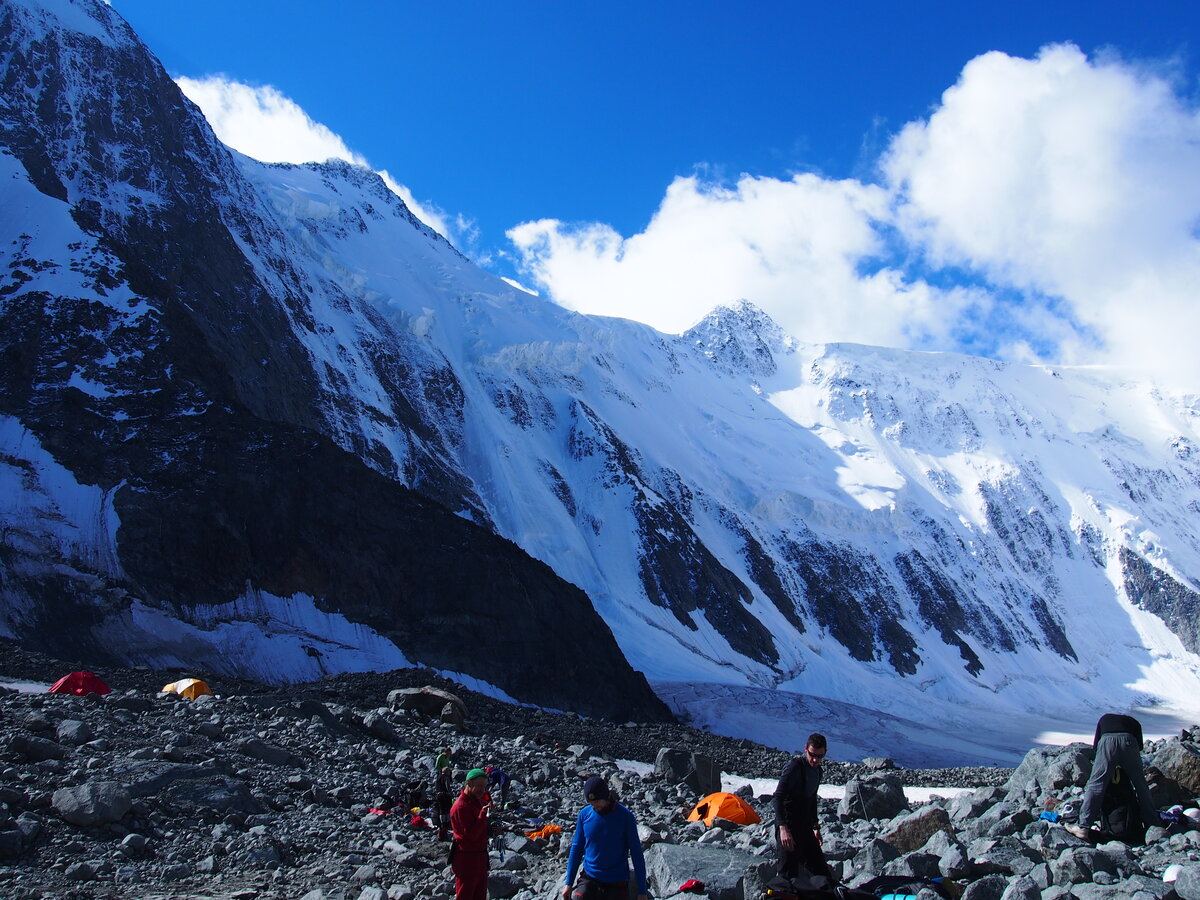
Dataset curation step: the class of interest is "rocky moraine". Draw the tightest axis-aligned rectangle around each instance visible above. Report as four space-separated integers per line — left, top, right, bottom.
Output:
3 644 1200 900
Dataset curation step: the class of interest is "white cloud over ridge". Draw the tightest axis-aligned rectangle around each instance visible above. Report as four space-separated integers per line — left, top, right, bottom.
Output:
175 76 457 244
508 44 1200 391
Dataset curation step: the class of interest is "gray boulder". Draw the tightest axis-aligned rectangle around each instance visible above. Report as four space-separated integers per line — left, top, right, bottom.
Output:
968 836 1040 877
838 774 906 822
1003 745 1091 799
961 874 1009 900
52 782 132 826
998 875 1041 900
233 738 299 767
7 734 68 762
644 842 759 900
55 719 93 745
388 687 467 723
881 806 952 853
486 870 526 898
655 748 721 796
1049 846 1120 886
1178 866 1200 900
1152 739 1200 798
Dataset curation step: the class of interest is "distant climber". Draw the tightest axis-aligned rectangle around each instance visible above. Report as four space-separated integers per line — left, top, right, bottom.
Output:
434 766 454 840
487 764 513 807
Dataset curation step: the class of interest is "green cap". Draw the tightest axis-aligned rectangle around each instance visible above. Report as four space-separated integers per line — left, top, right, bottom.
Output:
465 767 487 782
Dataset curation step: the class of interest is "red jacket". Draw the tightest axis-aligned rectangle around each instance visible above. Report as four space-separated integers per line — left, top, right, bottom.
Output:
450 789 490 853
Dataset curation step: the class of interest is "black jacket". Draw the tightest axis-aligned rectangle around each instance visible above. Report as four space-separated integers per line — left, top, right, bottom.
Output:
773 755 820 830
1094 713 1144 749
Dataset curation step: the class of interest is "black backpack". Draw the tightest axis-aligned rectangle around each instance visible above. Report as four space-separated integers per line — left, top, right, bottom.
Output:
1099 766 1145 845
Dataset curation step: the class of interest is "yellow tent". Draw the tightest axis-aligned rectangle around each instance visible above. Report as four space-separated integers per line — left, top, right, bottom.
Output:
161 677 214 701
687 792 761 828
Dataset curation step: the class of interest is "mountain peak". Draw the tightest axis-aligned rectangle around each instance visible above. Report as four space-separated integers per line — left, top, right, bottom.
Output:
682 299 796 378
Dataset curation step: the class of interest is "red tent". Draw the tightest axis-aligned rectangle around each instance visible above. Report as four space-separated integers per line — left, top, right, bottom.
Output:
48 671 111 696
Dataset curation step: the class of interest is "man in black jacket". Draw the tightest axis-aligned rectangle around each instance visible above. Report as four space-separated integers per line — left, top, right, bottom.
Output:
1068 712 1159 838
773 733 834 883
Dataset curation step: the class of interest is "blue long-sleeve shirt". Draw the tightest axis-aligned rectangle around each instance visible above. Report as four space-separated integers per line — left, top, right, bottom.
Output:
564 802 647 892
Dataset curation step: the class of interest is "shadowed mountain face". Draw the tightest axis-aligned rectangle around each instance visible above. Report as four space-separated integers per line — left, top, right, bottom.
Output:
0 0 668 723
3 0 1200 741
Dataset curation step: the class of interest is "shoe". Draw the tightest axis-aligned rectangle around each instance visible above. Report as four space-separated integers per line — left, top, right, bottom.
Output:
1063 823 1089 839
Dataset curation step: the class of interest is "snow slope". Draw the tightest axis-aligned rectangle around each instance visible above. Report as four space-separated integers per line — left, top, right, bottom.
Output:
4 0 1200 762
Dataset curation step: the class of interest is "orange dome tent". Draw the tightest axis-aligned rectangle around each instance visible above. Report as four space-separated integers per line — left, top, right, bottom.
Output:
687 792 760 828
49 671 111 696
161 678 213 701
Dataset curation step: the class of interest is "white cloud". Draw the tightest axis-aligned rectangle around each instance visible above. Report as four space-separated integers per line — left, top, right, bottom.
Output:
508 173 978 347
175 76 457 242
508 44 1200 391
884 44 1200 386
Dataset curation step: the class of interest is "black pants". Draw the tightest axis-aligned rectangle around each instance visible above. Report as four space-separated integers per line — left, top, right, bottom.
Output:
777 825 834 882
571 872 631 900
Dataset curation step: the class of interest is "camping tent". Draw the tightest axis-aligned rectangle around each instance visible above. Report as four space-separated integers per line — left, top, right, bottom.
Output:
161 678 213 701
687 792 761 828
48 671 111 696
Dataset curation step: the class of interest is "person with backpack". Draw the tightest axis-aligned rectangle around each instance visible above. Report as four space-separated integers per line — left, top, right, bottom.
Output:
1066 712 1159 840
773 733 836 885
487 764 514 807
450 768 493 900
434 766 454 840
562 776 649 900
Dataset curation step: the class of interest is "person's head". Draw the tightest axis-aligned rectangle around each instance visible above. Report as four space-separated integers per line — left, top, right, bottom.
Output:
804 733 827 767
442 748 452 756
465 768 489 797
583 775 612 811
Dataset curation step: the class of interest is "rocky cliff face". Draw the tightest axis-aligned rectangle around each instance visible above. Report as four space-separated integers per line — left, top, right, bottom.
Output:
3 0 1200 746
0 0 668 723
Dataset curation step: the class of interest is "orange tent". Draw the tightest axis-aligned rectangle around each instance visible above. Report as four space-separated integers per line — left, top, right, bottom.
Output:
48 671 111 696
161 678 213 700
687 792 760 828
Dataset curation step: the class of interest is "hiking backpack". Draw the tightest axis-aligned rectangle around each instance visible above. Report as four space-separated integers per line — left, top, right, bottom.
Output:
1099 766 1145 845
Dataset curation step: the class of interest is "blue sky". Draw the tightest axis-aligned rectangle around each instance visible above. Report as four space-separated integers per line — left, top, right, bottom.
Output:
111 1 1200 388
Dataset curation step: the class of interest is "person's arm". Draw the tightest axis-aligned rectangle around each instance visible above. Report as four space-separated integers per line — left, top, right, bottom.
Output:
774 757 802 849
449 797 465 841
563 808 587 893
625 808 648 895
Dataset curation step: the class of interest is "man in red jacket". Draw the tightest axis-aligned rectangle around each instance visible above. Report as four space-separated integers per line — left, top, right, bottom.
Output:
450 768 492 900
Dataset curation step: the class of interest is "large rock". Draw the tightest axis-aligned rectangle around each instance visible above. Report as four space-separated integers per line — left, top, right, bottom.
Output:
1174 866 1200 900
388 687 467 723
233 738 300 767
961 874 1009 900
838 774 906 822
654 748 721 796
52 782 132 826
644 842 759 900
1152 739 1200 797
881 806 952 853
1003 745 1092 799
7 734 68 762
968 836 1041 877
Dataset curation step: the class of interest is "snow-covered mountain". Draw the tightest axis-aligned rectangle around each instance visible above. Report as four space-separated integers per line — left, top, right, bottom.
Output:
4 0 1200 763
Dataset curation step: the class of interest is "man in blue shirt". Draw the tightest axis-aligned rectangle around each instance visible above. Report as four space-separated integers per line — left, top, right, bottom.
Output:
562 776 649 900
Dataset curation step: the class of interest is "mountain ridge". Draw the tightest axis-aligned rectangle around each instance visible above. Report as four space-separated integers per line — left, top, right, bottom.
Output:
2 0 1200 761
